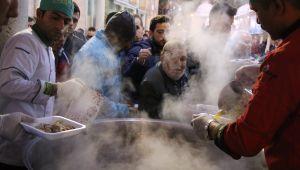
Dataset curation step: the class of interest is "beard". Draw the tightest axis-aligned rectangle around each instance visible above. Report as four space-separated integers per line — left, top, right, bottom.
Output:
49 31 63 42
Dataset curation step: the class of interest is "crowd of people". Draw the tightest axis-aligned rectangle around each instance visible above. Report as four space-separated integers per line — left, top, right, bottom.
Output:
0 0 299 169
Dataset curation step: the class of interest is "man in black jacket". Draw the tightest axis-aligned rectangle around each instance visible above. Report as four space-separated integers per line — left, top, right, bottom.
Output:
139 41 188 119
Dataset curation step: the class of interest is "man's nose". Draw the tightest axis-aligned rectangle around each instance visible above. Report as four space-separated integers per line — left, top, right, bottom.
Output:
69 19 74 26
162 33 166 39
57 19 65 30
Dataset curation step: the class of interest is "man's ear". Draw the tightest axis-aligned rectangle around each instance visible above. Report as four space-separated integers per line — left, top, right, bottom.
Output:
272 0 286 16
36 9 43 20
149 30 154 37
160 52 164 62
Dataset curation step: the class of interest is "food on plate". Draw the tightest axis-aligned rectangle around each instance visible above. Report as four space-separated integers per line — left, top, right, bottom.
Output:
37 120 75 133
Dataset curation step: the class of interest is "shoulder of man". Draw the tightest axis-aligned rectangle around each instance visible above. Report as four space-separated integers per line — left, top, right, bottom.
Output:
3 29 40 54
142 65 165 91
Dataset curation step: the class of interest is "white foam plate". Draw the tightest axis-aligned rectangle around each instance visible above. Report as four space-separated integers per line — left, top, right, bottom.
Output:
21 116 86 140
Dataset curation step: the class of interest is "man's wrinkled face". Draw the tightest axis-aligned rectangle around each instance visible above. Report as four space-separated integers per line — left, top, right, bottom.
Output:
0 0 18 32
36 10 71 42
151 22 170 47
162 47 187 80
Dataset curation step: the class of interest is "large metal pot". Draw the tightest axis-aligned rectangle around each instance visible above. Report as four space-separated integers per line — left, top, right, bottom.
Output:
23 119 266 170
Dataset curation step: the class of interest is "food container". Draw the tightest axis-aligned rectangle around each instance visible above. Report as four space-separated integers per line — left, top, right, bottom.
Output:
21 116 86 140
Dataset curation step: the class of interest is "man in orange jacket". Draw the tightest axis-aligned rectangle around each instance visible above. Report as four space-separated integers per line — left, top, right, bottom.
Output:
192 0 300 169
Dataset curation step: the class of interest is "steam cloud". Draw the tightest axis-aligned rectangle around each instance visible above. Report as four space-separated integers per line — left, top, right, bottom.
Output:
24 120 266 170
162 0 253 122
42 1 268 170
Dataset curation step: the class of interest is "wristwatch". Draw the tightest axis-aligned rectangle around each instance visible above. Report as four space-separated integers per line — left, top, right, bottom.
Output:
204 119 214 140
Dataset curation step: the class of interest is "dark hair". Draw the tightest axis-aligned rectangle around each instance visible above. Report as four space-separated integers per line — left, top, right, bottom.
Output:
252 0 300 9
73 2 80 15
105 11 136 43
133 14 143 28
250 0 272 9
28 16 34 22
105 12 118 24
289 0 300 9
88 27 96 32
209 2 237 18
149 15 170 32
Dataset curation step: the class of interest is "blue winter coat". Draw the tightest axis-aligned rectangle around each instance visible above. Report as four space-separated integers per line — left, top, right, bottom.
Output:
72 30 129 118
119 38 162 102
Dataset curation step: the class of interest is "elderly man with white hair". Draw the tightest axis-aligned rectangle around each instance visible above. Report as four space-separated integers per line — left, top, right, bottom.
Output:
139 41 188 119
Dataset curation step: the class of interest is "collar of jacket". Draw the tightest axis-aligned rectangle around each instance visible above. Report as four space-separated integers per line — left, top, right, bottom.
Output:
31 24 52 47
281 19 300 39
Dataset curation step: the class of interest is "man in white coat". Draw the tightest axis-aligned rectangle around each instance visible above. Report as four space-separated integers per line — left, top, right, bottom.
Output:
0 0 90 169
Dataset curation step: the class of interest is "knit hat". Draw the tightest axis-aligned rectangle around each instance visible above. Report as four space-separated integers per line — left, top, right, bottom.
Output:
106 11 136 43
39 0 74 18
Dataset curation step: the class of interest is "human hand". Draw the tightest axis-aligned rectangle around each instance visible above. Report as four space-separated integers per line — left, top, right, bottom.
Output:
138 48 152 65
128 104 139 118
56 78 87 101
0 112 34 141
60 89 103 125
191 113 214 140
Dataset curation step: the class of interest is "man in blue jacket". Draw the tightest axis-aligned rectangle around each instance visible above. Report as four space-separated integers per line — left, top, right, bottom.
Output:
72 11 136 118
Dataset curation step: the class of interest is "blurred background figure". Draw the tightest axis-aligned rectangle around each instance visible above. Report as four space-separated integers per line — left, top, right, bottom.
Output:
143 30 150 40
86 26 96 40
63 2 86 60
226 31 252 59
0 0 18 32
133 14 144 42
27 16 35 28
207 2 237 34
55 2 87 82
